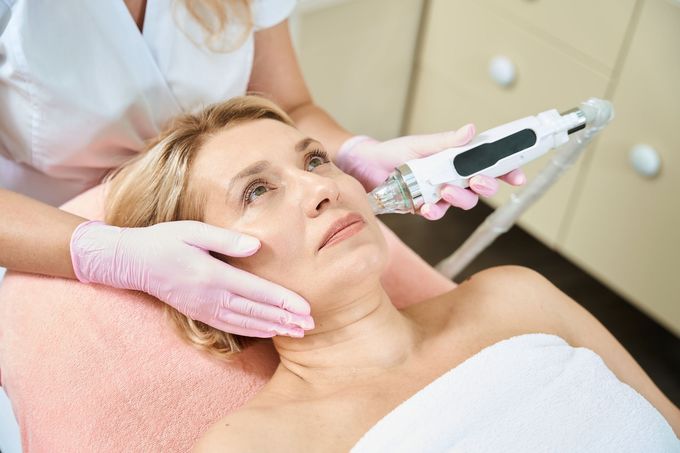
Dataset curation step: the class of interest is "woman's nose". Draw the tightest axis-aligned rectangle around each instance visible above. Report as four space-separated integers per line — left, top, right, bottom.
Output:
298 172 340 217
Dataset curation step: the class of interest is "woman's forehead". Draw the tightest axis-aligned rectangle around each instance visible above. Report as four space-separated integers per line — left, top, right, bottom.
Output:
199 119 304 174
192 119 326 204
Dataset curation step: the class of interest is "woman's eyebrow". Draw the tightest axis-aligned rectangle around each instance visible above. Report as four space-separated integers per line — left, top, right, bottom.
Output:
226 160 270 201
295 137 321 152
225 138 323 201
233 160 270 182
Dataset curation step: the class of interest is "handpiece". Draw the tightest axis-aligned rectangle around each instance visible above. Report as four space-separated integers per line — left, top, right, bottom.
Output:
367 98 612 215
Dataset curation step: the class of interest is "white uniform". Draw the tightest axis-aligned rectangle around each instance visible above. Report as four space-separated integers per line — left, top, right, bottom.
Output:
0 0 296 206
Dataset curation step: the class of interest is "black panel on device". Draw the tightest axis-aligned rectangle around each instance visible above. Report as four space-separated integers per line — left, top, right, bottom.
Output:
453 129 537 177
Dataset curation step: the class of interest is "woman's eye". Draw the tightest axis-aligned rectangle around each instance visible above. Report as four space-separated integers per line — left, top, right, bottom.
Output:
306 150 330 171
244 182 269 205
307 156 326 171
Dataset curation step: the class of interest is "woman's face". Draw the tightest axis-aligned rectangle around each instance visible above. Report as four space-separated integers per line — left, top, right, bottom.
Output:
191 118 388 307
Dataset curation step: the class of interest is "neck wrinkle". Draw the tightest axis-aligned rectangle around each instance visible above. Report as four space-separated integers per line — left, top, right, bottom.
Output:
271 284 422 389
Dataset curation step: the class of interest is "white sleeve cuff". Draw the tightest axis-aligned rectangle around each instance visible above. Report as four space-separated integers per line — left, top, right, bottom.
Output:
251 0 296 31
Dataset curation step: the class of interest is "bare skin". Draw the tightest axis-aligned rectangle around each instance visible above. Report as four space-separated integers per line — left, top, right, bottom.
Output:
196 266 680 452
124 0 147 32
0 189 83 278
189 119 679 451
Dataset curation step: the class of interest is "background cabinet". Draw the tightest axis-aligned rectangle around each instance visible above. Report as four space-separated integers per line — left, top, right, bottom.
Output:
407 0 679 334
405 0 619 247
294 0 680 335
559 0 680 337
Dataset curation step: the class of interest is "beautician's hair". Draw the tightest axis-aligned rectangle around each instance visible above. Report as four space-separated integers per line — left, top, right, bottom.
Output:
177 0 253 52
104 95 294 361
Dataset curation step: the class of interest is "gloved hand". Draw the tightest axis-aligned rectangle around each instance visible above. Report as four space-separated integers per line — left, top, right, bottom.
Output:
70 220 314 338
335 124 527 220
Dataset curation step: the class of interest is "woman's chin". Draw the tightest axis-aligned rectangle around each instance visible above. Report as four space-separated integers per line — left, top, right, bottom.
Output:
321 241 387 280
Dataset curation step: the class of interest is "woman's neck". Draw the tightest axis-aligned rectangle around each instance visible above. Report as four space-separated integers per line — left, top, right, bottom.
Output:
271 282 424 389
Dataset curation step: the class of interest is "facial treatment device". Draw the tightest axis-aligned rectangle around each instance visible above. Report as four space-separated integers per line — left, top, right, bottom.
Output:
368 98 614 215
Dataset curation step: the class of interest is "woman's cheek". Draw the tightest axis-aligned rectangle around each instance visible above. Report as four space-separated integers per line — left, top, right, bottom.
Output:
342 177 377 219
232 217 303 281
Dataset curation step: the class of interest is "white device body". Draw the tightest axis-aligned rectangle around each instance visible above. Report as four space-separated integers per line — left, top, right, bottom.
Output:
405 109 582 205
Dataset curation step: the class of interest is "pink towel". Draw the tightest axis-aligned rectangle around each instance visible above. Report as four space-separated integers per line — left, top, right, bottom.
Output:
0 185 454 451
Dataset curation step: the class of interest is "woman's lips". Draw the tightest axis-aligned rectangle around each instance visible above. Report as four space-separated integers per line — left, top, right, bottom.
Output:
318 213 366 251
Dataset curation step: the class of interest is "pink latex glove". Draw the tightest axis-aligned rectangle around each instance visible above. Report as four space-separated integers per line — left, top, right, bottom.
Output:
70 220 314 338
335 124 527 220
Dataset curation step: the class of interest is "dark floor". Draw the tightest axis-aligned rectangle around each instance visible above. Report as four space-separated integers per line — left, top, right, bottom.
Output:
381 201 680 407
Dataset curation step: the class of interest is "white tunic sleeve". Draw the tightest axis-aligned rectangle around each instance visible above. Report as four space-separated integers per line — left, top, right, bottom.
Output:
251 0 297 31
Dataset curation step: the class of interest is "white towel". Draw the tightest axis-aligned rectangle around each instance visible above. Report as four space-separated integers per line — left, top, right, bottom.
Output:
351 333 679 452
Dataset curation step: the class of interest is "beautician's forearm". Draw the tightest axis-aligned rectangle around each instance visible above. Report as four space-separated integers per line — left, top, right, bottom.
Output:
249 21 354 159
0 188 82 278
287 102 353 162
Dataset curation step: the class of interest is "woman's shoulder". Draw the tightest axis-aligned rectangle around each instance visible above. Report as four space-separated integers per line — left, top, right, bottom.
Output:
194 399 339 452
404 265 568 339
194 406 273 452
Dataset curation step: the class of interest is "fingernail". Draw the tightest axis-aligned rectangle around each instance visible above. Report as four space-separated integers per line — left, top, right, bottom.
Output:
440 186 458 204
298 316 315 330
443 187 477 210
282 297 311 316
442 186 477 210
427 204 445 220
422 206 438 221
237 236 260 253
470 176 496 197
273 326 303 338
471 184 494 198
285 315 314 330
287 327 304 338
515 173 527 185
457 124 475 141
469 175 489 189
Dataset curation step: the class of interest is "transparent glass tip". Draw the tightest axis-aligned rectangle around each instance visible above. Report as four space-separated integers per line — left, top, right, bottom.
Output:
579 98 614 129
367 171 415 215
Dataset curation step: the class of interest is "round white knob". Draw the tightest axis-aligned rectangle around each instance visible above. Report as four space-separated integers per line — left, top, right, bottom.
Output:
489 56 516 88
629 144 662 178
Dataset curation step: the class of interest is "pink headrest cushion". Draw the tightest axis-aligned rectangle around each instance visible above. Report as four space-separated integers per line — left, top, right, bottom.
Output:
0 183 452 451
0 184 279 451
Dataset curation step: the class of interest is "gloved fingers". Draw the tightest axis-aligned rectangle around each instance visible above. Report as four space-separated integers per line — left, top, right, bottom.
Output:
225 295 314 330
173 221 261 257
440 184 480 210
401 123 476 157
468 175 499 197
420 174 506 219
206 318 276 338
420 183 484 219
498 168 527 186
419 200 451 220
217 265 311 316
217 309 305 338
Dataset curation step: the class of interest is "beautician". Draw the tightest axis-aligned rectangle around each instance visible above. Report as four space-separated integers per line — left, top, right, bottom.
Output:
0 0 525 337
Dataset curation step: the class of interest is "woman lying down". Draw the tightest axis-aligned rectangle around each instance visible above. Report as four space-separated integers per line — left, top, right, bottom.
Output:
104 96 680 452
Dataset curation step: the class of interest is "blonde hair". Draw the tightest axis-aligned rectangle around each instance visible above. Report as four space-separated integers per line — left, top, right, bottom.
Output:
177 0 253 52
104 96 295 360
